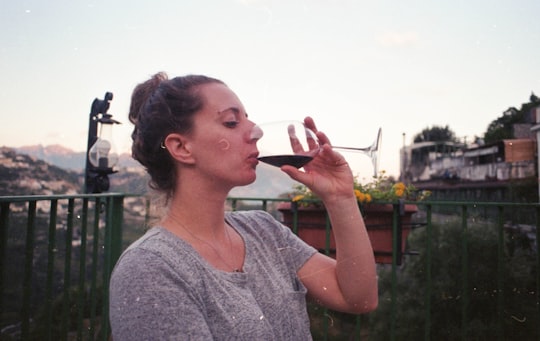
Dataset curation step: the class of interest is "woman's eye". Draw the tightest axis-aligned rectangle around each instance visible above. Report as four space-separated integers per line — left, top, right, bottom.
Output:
224 121 239 128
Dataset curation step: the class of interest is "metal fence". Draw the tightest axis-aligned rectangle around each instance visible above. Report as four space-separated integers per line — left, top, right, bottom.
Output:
1 194 539 340
0 194 128 340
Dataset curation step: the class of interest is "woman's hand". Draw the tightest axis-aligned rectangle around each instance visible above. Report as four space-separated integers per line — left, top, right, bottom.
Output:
281 116 355 204
285 118 378 314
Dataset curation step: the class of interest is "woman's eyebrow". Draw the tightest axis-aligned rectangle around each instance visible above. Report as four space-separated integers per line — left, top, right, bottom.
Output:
217 107 248 117
217 107 240 115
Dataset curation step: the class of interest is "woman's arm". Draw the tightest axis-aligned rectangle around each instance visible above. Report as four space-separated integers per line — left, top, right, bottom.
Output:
281 117 378 314
296 195 378 314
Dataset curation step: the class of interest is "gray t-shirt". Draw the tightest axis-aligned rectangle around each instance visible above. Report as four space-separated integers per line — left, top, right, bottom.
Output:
109 210 317 340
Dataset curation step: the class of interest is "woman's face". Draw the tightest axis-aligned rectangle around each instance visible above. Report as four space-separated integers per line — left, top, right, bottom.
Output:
187 82 259 187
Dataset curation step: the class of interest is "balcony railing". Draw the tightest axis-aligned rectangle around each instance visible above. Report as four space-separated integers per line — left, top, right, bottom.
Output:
0 194 538 340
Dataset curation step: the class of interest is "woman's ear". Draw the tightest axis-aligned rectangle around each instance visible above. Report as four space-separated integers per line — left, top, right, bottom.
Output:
163 133 195 164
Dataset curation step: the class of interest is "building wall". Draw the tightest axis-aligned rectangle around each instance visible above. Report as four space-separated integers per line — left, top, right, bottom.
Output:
401 139 536 183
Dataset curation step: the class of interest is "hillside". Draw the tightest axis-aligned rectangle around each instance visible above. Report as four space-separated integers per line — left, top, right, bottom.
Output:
0 147 82 195
0 146 297 198
230 163 298 198
16 144 140 171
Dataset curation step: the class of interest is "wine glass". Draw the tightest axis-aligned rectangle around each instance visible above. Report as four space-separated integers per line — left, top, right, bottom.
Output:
250 120 320 168
333 127 382 177
251 120 382 177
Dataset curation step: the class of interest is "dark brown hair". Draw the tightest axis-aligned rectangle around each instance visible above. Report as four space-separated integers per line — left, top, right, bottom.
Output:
128 72 224 199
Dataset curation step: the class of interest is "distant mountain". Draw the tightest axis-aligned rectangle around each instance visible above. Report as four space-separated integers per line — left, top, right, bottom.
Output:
0 146 147 196
15 144 141 171
2 145 297 198
16 144 86 171
229 163 298 198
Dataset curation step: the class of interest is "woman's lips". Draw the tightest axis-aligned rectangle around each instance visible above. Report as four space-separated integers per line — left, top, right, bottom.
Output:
247 152 259 166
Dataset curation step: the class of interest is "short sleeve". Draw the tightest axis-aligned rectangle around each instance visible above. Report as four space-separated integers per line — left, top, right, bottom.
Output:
109 248 213 340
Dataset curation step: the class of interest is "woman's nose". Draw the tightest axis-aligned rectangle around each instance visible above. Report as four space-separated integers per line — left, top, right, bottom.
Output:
248 123 264 143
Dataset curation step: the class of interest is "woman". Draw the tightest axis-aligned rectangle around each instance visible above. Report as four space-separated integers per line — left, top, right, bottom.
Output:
109 72 378 340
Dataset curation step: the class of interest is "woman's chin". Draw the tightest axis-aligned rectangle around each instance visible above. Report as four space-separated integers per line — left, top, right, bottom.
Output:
237 172 257 187
244 174 257 186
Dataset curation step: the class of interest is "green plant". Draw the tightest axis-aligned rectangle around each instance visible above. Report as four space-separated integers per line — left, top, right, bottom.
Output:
369 216 538 340
289 171 430 206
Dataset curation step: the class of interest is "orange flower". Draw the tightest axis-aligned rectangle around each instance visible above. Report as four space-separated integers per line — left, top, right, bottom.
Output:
354 190 366 203
393 182 406 190
392 182 406 197
290 171 427 205
292 194 305 202
365 193 372 203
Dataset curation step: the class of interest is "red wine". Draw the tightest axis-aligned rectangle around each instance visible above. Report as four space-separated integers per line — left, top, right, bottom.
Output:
258 155 313 168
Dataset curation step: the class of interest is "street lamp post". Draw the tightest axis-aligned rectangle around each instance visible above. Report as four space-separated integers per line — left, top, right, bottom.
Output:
529 93 540 202
84 92 121 193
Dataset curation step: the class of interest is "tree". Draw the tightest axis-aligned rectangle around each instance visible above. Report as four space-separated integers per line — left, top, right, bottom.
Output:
413 125 458 143
483 107 524 144
369 217 538 340
483 93 539 144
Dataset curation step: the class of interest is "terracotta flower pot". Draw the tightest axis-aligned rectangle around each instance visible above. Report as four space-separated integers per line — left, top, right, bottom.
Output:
277 202 418 264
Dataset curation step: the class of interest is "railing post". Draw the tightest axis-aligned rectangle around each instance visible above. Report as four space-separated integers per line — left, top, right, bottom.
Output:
89 197 102 340
424 204 432 341
45 199 58 341
110 195 124 265
461 204 469 341
21 200 37 340
61 198 75 340
76 198 89 341
102 197 113 341
496 205 505 340
396 200 404 266
390 202 399 341
0 201 10 321
102 195 124 340
537 205 540 339
291 201 299 235
324 211 331 257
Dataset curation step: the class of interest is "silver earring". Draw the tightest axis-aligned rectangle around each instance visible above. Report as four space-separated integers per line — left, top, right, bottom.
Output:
160 142 166 149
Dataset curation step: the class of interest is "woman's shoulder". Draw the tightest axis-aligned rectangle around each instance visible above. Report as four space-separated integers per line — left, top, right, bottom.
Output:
226 210 282 232
225 210 292 243
112 227 199 282
123 227 185 258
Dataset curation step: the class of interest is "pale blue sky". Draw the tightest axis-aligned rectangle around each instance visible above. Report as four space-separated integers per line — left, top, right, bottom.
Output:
1 0 539 179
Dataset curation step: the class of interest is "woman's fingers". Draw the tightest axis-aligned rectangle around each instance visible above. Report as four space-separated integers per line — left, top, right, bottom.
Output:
287 124 305 154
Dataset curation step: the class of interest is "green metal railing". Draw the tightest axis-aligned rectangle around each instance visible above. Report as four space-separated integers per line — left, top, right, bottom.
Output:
1 194 539 340
229 197 540 340
0 194 127 340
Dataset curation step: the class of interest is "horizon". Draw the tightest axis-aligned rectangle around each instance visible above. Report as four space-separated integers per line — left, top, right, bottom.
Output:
2 0 540 179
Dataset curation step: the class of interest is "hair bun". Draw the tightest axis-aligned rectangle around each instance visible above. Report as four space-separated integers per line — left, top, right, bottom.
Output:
128 72 168 126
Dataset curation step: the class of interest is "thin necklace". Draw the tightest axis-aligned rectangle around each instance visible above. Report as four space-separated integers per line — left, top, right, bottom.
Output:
167 215 242 272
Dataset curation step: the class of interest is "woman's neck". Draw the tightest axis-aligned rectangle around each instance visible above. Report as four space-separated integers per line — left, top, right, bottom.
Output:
164 181 230 237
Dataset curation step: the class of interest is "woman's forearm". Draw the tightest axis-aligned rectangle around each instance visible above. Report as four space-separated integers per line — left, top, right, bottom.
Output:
324 196 379 312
